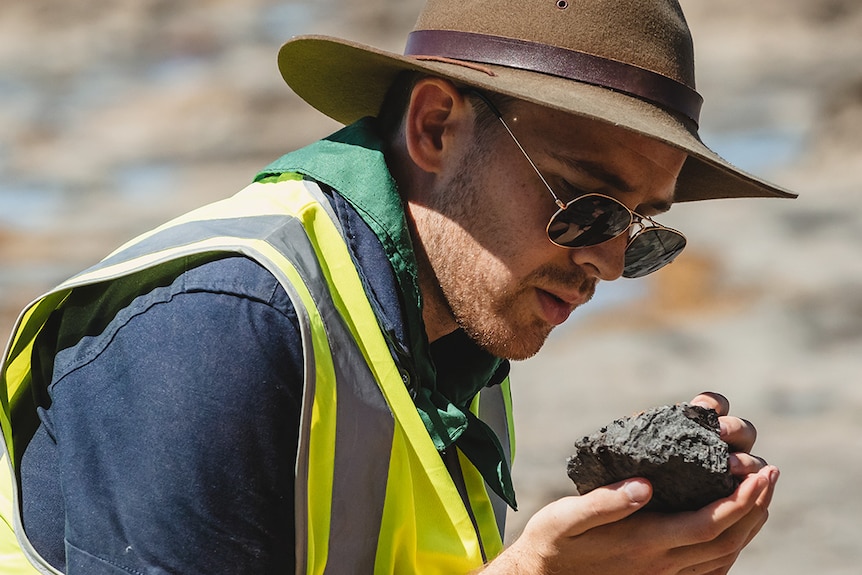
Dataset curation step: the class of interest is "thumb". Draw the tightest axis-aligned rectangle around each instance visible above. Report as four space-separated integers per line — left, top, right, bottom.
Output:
554 478 653 537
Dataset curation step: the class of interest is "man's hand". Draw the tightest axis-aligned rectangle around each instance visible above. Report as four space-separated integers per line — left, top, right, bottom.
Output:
481 392 779 575
690 391 766 478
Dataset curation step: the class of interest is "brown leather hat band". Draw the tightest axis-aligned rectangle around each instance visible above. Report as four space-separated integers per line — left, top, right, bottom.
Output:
405 29 703 125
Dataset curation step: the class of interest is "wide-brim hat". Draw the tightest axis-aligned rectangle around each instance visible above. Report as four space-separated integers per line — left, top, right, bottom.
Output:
277 0 797 202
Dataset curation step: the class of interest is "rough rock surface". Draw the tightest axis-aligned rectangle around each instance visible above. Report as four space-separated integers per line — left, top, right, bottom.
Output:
566 404 737 512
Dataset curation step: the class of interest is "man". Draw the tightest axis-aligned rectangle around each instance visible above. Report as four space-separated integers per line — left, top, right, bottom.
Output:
1 0 794 573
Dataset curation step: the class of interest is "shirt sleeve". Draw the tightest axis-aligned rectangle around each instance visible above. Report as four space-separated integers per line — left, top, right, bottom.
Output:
34 255 304 574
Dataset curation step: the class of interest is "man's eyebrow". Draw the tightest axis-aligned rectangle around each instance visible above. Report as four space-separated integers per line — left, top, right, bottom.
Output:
644 199 673 214
549 152 674 214
549 152 635 194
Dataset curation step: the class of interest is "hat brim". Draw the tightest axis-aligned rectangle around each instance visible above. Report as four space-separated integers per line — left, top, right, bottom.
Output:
278 35 797 202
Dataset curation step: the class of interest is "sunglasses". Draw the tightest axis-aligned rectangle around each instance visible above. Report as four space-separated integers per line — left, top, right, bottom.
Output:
471 91 687 279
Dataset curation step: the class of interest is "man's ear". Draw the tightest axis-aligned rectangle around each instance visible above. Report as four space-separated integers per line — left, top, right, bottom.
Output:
403 78 471 175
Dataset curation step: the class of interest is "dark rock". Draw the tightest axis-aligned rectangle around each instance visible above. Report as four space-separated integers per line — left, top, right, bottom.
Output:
566 404 737 512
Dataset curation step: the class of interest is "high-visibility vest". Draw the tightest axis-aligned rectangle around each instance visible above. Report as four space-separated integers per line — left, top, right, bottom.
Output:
0 177 515 574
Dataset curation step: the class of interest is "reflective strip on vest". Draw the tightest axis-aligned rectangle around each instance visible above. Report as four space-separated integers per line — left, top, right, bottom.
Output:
0 178 513 574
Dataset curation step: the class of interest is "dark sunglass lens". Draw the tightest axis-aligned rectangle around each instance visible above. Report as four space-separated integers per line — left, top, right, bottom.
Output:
547 195 632 248
623 228 687 278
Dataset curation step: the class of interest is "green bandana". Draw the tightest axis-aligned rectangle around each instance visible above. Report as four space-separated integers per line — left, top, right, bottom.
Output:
256 118 516 509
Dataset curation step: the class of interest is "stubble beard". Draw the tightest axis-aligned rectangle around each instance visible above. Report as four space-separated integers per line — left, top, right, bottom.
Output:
415 139 593 361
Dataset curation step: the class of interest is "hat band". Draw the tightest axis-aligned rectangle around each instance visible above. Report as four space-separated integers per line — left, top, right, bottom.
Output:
405 29 703 126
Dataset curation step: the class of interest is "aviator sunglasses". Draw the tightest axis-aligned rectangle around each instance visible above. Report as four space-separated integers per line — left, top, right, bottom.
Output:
470 91 687 279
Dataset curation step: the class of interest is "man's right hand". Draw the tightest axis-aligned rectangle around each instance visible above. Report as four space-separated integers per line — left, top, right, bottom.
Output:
479 464 778 575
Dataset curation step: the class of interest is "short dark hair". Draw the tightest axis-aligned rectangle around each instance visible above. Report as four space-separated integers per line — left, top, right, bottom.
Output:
376 70 421 141
375 71 514 143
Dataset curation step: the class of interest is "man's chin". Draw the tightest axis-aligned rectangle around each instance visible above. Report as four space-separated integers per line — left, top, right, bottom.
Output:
465 321 553 361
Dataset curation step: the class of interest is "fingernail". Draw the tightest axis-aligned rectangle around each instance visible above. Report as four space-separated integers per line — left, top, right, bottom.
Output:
728 453 742 474
623 480 651 503
769 467 780 486
719 421 728 437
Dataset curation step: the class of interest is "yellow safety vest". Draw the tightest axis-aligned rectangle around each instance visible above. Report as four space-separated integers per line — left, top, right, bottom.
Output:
0 177 515 574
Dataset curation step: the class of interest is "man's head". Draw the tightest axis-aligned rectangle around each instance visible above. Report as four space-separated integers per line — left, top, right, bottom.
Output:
389 76 687 359
276 0 797 358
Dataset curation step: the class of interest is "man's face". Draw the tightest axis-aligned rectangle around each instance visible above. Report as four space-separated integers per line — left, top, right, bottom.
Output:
410 98 686 360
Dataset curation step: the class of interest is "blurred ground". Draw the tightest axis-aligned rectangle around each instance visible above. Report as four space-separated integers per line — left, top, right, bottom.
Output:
2 1 861 573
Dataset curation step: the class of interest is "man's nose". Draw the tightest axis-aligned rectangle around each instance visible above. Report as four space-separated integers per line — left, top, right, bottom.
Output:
568 233 628 281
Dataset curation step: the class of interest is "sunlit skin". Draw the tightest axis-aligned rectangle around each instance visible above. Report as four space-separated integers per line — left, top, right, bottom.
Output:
395 78 685 360
389 78 779 575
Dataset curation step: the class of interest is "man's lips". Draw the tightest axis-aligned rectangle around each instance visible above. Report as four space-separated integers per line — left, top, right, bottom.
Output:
536 288 587 326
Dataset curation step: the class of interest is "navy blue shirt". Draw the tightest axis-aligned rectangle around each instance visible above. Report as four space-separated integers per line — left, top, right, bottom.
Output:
19 186 410 574
21 255 304 573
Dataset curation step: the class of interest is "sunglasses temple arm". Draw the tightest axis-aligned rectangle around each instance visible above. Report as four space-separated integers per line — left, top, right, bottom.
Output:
495 116 568 210
471 90 567 210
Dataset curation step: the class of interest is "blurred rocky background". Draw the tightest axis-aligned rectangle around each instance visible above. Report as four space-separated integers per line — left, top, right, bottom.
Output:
1 1 861 573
